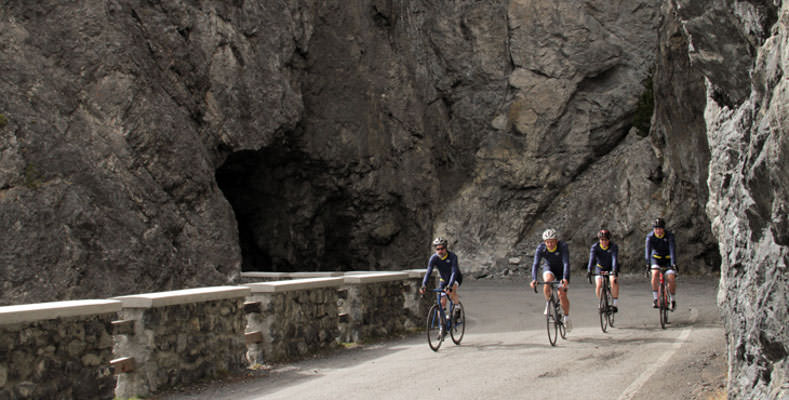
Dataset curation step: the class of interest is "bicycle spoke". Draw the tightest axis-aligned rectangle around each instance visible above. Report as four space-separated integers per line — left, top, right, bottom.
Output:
450 302 465 345
426 305 443 351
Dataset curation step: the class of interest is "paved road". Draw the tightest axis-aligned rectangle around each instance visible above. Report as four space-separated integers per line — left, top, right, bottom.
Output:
156 276 726 400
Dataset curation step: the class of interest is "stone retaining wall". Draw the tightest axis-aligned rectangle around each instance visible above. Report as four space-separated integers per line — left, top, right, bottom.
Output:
0 270 433 399
0 300 121 400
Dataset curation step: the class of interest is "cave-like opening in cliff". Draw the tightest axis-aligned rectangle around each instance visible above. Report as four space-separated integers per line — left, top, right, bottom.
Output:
215 146 358 272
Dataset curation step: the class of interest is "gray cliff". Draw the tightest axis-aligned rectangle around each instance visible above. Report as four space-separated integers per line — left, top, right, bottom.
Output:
0 1 786 397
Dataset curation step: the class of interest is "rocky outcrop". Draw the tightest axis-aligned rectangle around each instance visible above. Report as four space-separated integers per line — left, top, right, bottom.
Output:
684 0 787 398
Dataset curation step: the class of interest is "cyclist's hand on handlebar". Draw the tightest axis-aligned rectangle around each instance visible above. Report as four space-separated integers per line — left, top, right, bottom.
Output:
419 286 426 295
586 271 592 284
530 280 537 292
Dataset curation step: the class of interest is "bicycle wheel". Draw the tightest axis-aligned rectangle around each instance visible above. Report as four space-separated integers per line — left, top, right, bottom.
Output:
450 302 465 345
599 292 609 333
558 301 567 339
658 285 667 329
605 285 615 328
546 298 558 346
426 304 444 351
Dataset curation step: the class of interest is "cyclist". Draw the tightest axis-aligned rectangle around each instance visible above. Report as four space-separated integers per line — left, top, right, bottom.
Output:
586 229 620 312
530 229 572 331
420 237 463 314
645 217 678 310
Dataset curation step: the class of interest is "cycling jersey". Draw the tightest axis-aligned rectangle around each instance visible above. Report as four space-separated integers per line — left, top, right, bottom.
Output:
587 242 619 275
645 230 676 267
531 241 570 282
422 251 463 289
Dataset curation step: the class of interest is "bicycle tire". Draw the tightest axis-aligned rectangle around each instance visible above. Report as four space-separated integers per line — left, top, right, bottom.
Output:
426 304 444 351
450 302 465 345
558 301 567 339
605 284 615 328
546 298 558 346
599 291 608 333
659 284 667 329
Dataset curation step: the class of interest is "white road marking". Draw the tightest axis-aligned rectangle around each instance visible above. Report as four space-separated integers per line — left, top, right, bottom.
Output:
617 308 699 400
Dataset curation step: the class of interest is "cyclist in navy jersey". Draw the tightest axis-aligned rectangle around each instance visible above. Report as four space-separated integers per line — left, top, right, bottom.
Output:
420 237 463 309
530 229 572 331
586 229 620 312
645 218 678 310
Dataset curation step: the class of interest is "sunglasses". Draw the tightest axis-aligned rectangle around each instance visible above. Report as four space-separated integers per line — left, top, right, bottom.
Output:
435 247 446 251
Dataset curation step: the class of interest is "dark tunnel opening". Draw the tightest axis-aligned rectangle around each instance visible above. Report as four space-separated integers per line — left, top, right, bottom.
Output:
215 146 359 272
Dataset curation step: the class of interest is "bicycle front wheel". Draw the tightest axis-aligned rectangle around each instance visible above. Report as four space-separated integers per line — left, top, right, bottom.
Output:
599 293 609 333
426 304 444 351
546 299 558 346
450 302 465 345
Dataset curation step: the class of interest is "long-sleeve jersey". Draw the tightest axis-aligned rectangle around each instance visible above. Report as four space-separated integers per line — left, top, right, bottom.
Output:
587 242 619 274
422 251 461 289
531 241 570 282
645 230 677 266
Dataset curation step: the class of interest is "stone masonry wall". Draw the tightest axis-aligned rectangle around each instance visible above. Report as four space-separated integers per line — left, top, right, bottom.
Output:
0 314 116 400
114 299 247 398
246 287 340 364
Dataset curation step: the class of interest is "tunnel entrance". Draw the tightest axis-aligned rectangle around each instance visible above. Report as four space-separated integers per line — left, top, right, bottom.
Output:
215 145 359 272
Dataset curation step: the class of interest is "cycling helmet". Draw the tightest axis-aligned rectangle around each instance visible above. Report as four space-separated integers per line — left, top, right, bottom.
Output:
598 229 611 240
653 218 666 228
432 237 448 247
542 229 558 241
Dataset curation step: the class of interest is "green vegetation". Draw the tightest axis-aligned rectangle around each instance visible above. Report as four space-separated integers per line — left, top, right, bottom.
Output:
0 113 7 128
633 69 654 136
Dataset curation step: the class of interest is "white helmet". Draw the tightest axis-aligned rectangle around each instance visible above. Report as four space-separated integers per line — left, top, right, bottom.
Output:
432 237 448 247
542 229 558 241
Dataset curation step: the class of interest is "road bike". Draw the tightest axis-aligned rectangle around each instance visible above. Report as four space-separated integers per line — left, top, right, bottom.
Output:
589 270 615 332
425 288 465 351
533 281 567 346
655 266 672 329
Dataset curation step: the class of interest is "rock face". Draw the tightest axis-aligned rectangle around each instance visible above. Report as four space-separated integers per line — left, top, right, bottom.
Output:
679 1 787 398
5 0 715 306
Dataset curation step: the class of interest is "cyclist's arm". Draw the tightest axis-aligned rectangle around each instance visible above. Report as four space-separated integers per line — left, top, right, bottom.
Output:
422 256 436 288
645 234 652 267
446 253 459 288
561 242 570 283
531 249 542 282
611 244 619 275
668 232 677 267
587 245 596 273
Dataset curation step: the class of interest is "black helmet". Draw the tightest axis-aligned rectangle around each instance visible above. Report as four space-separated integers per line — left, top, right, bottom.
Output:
432 237 448 247
653 218 666 228
597 229 611 240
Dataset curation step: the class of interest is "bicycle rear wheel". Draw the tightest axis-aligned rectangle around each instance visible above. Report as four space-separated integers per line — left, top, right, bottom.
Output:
450 302 465 345
426 304 444 351
659 285 668 329
599 292 609 333
546 298 558 346
605 285 615 328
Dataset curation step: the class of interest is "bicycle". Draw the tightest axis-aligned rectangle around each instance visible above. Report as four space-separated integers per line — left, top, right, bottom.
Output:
653 266 672 329
589 270 615 332
425 288 465 351
533 281 567 346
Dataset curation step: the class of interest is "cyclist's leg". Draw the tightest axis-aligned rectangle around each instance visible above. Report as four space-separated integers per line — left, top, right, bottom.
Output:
542 271 555 302
610 273 619 308
666 268 677 305
595 271 603 299
650 264 660 300
448 281 460 305
556 271 570 316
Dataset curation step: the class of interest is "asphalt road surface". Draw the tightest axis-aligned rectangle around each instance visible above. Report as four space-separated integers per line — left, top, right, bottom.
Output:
155 276 727 400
